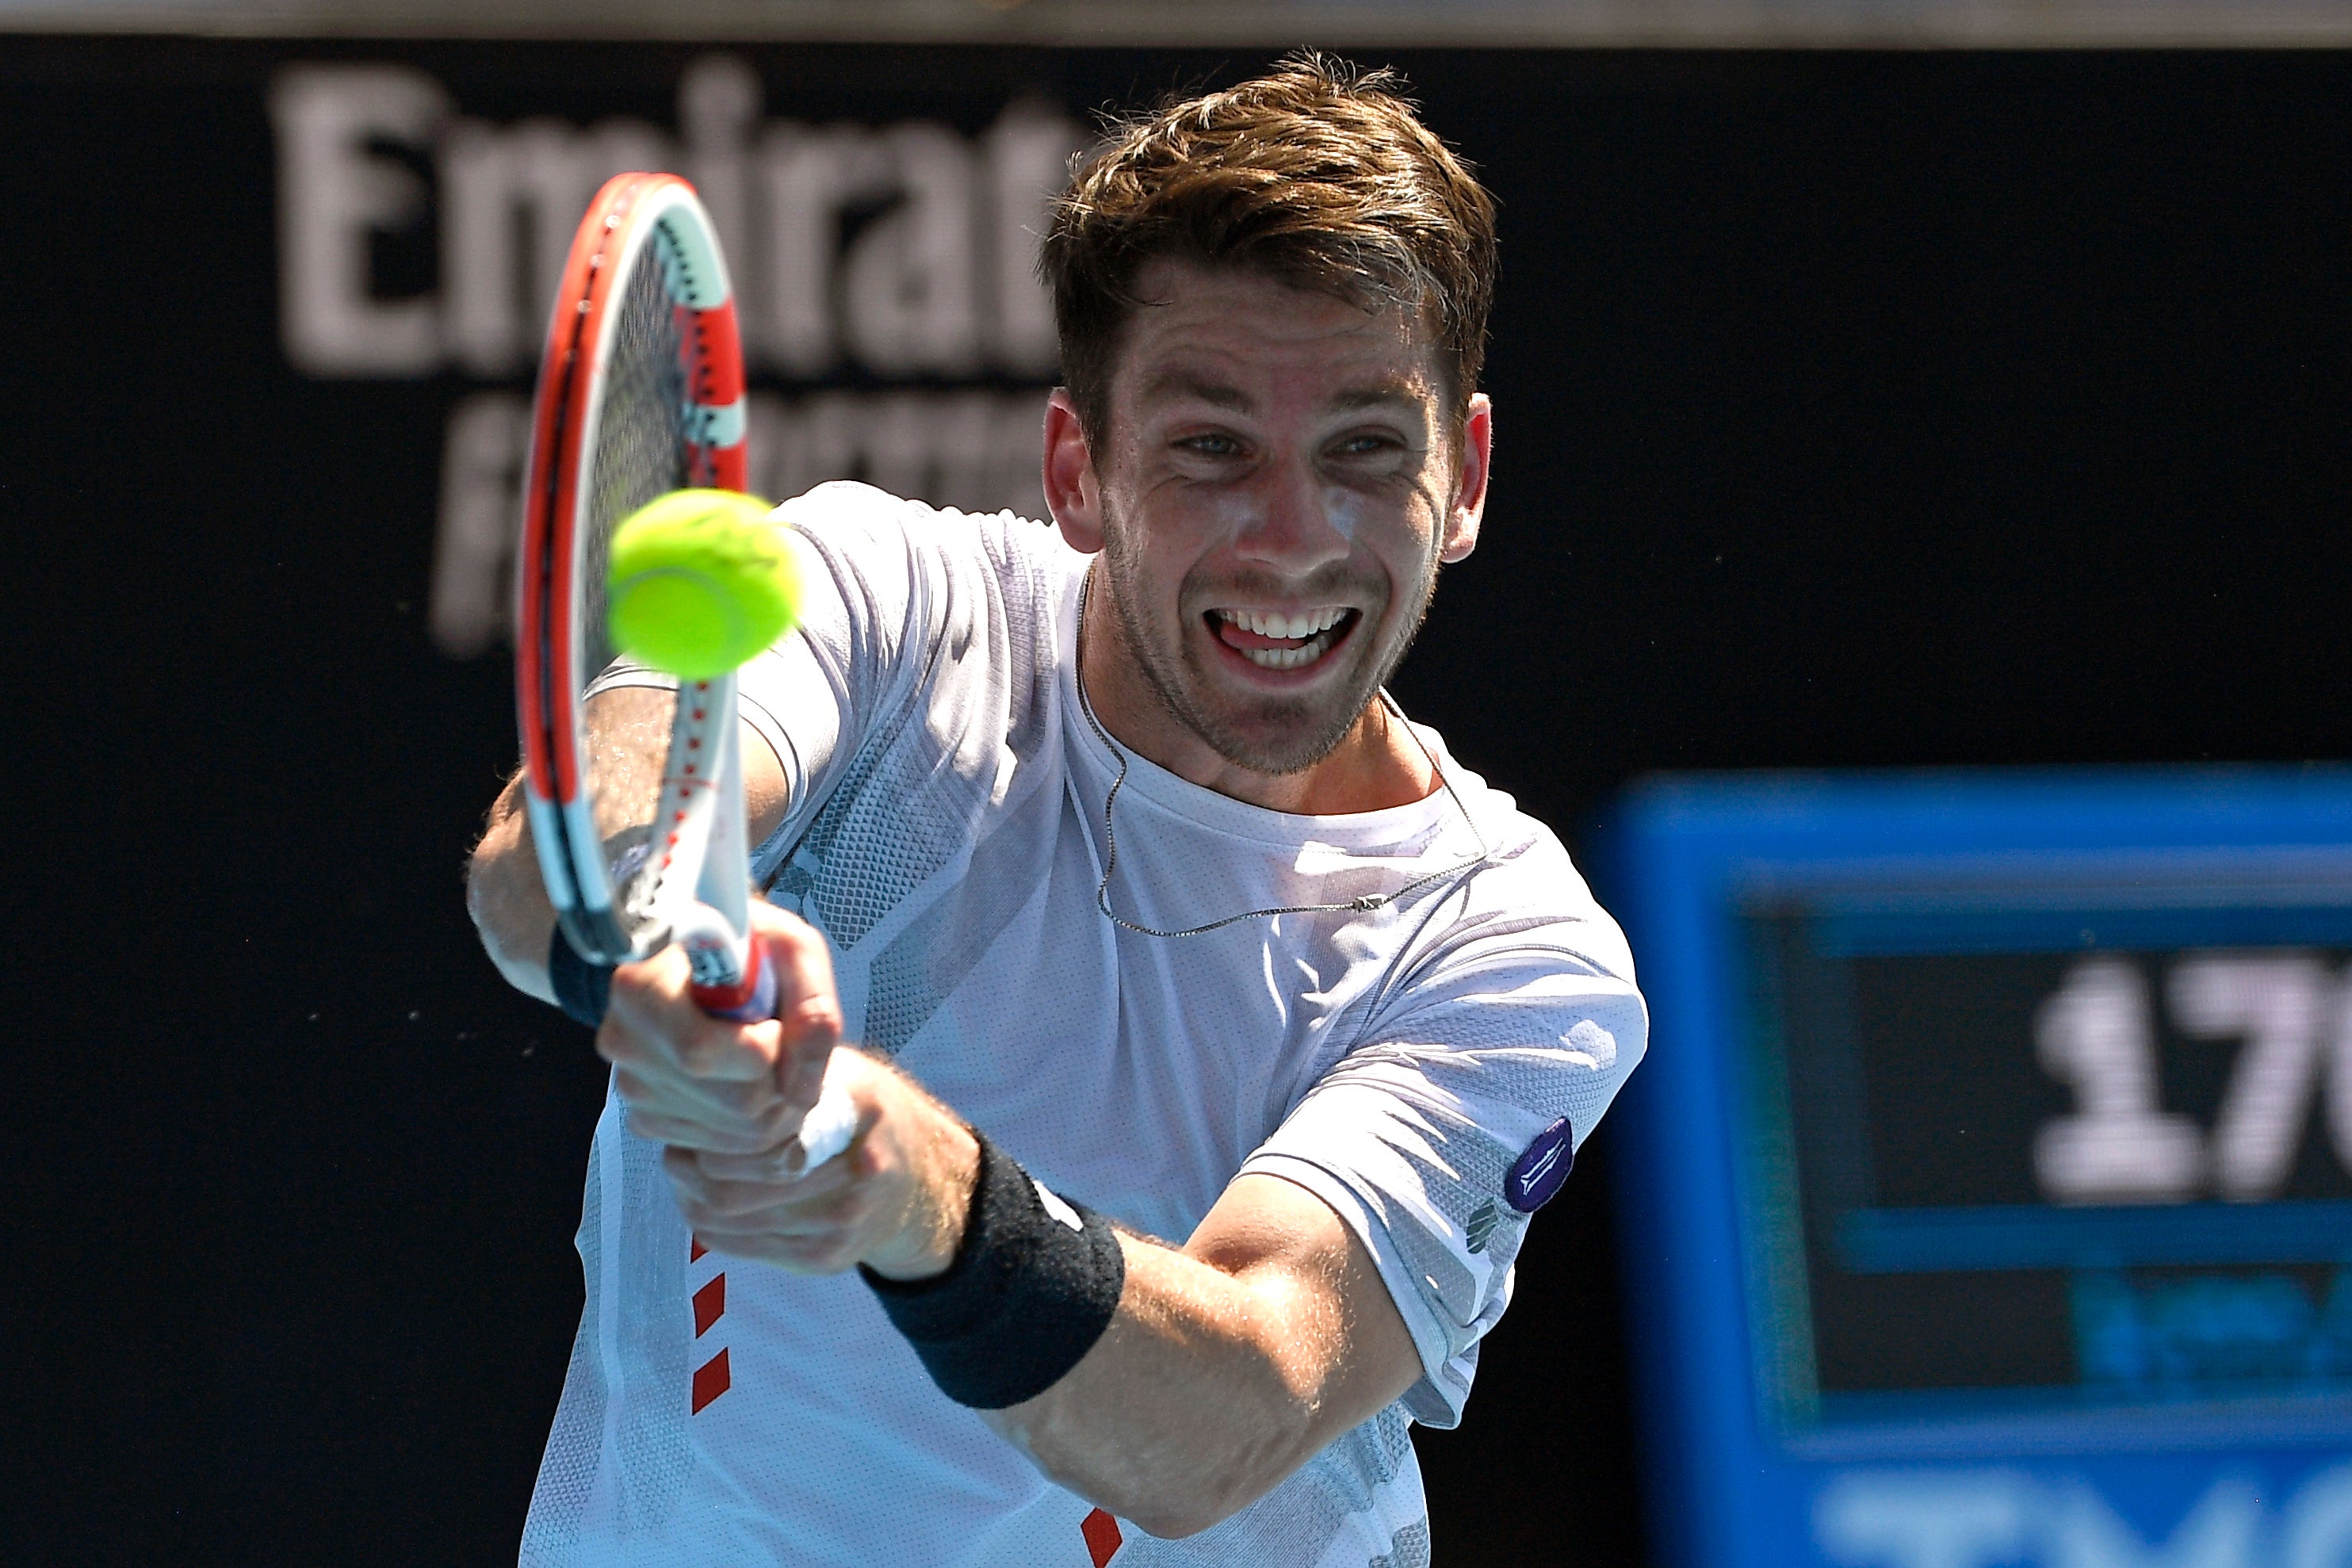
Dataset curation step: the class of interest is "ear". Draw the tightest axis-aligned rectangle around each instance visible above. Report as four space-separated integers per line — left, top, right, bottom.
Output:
1042 390 1104 553
1440 392 1492 564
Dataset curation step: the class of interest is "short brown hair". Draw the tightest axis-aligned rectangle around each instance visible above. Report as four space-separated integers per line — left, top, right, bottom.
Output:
1042 55 1499 443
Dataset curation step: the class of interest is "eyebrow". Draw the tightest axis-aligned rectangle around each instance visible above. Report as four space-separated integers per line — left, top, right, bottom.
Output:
1328 379 1425 413
1135 369 1252 411
1134 369 1427 416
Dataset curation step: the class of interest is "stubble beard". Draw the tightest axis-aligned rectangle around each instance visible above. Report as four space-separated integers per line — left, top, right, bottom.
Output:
1095 504 1439 779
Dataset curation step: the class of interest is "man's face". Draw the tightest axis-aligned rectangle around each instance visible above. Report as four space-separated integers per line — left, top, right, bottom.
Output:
1049 259 1489 781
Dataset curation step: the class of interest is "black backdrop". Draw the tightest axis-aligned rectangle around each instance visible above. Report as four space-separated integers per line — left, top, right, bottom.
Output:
6 36 2350 1566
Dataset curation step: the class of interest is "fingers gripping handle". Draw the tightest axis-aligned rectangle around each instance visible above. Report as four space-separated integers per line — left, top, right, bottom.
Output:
679 908 859 1170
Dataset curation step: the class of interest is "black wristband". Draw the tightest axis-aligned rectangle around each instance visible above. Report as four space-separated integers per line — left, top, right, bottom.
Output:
862 1132 1126 1409
547 927 614 1030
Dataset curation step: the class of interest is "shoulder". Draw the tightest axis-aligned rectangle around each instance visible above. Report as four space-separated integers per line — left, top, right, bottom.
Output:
1407 738 1636 988
774 481 1084 584
761 483 1088 722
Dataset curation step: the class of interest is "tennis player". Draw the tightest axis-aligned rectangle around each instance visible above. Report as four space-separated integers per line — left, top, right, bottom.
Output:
469 55 1645 1567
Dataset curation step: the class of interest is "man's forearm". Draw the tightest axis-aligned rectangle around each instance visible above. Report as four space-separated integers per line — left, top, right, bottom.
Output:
467 777 558 1004
978 1176 1419 1539
465 690 791 1008
465 681 676 1004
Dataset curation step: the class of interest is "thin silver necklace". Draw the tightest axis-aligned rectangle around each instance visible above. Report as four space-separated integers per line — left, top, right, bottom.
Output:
1074 573 1493 939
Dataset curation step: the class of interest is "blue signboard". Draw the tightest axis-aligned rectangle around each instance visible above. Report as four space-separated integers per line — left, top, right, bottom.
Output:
1600 770 2352 1568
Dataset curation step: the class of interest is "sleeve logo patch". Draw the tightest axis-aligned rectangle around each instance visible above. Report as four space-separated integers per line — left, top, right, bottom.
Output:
1464 1201 1501 1254
1505 1117 1576 1214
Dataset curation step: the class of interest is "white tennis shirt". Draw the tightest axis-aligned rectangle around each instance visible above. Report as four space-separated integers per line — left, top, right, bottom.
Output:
523 484 1646 1567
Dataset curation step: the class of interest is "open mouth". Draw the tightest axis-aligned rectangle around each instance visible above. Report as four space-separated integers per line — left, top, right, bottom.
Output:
1208 606 1360 671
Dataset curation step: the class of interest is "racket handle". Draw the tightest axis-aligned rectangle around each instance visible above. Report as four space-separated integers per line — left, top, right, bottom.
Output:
686 938 777 1019
685 924 859 1171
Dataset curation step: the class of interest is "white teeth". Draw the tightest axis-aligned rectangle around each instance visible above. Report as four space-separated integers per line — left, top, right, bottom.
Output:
1221 607 1346 640
1213 607 1351 669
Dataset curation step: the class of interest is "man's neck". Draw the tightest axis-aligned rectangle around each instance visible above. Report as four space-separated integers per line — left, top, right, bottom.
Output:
1076 572 1439 817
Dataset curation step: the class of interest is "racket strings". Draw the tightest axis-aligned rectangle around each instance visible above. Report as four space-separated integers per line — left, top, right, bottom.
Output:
587 249 693 666
584 232 697 934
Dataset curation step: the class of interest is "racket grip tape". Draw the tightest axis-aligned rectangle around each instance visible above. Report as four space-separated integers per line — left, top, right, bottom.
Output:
688 944 777 1021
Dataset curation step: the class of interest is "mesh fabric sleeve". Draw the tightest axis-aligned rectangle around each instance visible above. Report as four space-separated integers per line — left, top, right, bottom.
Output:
1237 902 1647 1428
583 482 943 862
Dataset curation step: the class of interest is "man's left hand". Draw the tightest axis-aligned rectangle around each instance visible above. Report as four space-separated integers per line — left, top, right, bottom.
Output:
598 901 979 1279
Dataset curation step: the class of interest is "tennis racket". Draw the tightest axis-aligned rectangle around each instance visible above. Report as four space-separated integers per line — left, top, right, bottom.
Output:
514 170 855 1169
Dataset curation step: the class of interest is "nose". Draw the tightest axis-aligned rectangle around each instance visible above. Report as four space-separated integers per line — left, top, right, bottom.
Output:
1232 457 1351 576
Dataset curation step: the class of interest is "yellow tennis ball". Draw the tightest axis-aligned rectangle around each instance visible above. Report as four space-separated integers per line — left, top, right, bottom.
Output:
607 489 798 681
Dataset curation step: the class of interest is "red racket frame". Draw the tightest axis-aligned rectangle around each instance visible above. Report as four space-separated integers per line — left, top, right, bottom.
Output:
514 172 748 962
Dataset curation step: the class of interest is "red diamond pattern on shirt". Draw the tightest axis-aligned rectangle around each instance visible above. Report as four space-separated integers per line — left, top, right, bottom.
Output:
1080 1509 1122 1566
690 1347 731 1413
692 1275 725 1337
